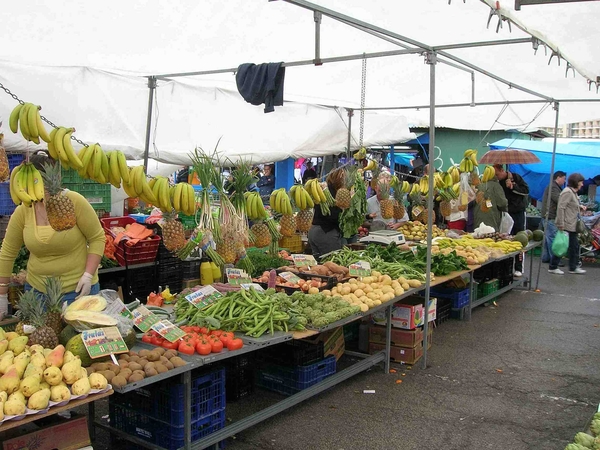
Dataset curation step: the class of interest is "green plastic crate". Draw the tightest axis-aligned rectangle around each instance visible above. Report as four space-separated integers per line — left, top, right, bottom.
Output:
61 167 96 184
478 279 499 298
179 213 197 230
65 182 111 213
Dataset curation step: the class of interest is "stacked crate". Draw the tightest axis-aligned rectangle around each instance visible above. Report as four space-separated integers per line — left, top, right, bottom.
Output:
0 153 25 216
61 167 111 217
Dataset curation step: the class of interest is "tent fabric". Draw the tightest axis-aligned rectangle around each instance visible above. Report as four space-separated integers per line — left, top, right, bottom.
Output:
0 1 600 164
488 138 600 200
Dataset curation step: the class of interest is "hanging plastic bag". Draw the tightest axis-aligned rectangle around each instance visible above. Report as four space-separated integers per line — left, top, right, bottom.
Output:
499 212 514 235
552 231 569 257
459 172 476 207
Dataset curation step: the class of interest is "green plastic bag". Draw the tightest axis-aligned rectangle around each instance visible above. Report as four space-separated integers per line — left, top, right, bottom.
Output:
552 230 569 257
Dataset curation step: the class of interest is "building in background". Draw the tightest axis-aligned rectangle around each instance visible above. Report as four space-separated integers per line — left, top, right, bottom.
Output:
542 119 600 139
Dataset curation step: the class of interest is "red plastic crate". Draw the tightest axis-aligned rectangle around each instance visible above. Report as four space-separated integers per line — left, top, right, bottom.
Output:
102 216 160 266
101 216 138 236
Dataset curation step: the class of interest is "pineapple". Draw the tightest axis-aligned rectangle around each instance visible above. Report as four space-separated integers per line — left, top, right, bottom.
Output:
40 162 76 231
392 188 406 220
334 169 352 210
162 211 186 252
251 222 271 248
475 190 485 205
280 214 296 237
378 181 393 220
296 209 314 233
44 277 65 337
15 290 36 336
0 134 9 182
439 200 452 218
470 171 481 187
28 295 59 349
217 231 237 264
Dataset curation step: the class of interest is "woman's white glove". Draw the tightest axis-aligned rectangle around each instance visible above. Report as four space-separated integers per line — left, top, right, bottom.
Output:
75 272 93 298
0 293 8 320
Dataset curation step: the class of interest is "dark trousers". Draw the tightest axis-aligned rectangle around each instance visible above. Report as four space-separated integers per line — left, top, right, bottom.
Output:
567 231 580 271
511 211 526 272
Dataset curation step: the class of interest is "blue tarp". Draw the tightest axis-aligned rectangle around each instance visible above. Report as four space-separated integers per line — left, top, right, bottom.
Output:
394 153 416 166
488 139 600 201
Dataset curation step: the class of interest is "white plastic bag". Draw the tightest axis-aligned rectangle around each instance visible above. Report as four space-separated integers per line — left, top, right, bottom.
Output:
459 172 476 206
500 212 514 235
473 222 496 237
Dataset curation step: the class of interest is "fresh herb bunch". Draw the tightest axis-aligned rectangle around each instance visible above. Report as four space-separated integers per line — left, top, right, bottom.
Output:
340 169 367 238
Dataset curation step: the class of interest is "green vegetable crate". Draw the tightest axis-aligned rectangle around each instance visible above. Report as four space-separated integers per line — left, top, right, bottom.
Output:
477 278 499 299
64 181 111 217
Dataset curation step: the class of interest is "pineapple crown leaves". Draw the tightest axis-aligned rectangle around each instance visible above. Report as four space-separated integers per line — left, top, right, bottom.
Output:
40 161 63 195
43 277 64 313
16 289 45 324
377 180 391 199
28 296 50 329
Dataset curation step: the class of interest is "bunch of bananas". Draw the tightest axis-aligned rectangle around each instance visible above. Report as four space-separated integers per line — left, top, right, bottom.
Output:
459 149 479 173
448 166 460 184
434 171 459 201
171 182 197 216
481 165 496 183
9 163 45 206
245 191 268 220
393 179 411 194
353 147 367 160
76 143 109 184
364 159 377 171
304 179 327 205
418 175 430 195
48 127 83 171
409 183 422 198
121 165 157 206
269 188 293 215
289 185 314 210
105 150 130 188
9 103 51 144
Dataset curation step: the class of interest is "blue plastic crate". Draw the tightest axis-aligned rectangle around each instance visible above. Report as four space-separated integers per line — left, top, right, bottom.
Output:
0 183 15 216
109 404 225 450
430 286 470 309
256 355 336 396
7 153 24 171
129 213 150 224
110 367 225 426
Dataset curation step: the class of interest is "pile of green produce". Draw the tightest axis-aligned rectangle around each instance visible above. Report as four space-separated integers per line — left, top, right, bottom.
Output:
563 414 600 449
241 247 288 278
174 287 307 337
526 204 541 217
288 291 361 328
340 169 367 239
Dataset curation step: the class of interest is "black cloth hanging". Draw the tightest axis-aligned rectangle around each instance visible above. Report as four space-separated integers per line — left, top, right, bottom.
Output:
235 62 285 113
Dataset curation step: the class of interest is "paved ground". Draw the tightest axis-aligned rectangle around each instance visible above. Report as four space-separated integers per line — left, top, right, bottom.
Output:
89 258 600 450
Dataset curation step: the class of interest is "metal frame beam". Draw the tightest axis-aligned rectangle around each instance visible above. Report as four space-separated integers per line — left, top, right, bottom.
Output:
432 37 534 51
515 0 600 10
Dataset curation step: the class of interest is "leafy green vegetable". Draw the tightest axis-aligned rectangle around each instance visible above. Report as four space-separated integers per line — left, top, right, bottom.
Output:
241 248 287 278
340 171 367 239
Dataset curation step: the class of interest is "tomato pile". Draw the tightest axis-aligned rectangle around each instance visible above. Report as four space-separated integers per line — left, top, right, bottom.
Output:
141 326 244 356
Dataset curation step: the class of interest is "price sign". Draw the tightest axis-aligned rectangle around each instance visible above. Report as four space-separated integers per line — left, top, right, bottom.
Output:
279 271 302 284
349 261 372 277
412 206 423 219
104 297 133 320
485 199 493 209
82 327 128 359
292 254 317 267
225 268 252 285
151 320 187 343
185 285 223 309
131 306 161 333
240 283 265 291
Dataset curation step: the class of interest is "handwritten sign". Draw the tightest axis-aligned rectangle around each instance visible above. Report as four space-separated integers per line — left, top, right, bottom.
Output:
412 206 423 220
131 306 160 333
82 327 128 359
279 271 302 284
225 268 252 285
151 320 187 342
291 254 317 268
240 283 265 292
104 297 133 319
349 261 372 277
185 285 223 309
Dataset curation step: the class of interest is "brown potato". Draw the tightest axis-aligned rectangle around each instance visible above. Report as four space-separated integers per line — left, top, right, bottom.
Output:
127 362 142 372
164 361 174 370
129 355 140 363
132 370 145 378
93 363 110 372
99 370 116 382
128 373 144 382
138 349 150 358
85 367 95 376
159 356 169 364
119 354 130 362
111 375 127 388
154 363 168 374
146 351 161 362
163 350 178 359
118 360 129 369
154 347 166 355
107 364 121 375
119 368 133 381
170 357 186 368
128 351 138 357
144 367 158 377
137 359 149 369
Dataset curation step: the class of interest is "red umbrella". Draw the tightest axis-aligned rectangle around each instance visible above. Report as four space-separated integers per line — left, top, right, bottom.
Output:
479 148 541 165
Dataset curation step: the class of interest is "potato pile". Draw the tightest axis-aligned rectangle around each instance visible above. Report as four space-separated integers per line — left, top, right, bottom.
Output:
88 348 187 389
398 221 445 241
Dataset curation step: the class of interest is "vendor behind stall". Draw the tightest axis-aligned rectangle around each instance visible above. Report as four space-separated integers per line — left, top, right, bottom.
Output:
257 164 275 201
0 154 106 318
366 171 408 230
308 169 344 261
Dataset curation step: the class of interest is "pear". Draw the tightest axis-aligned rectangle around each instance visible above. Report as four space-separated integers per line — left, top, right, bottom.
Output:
31 352 46 369
45 345 65 368
63 350 76 365
50 384 71 402
71 376 91 396
0 367 21 394
61 358 82 385
4 398 26 416
29 344 45 355
27 388 50 410
0 338 8 354
5 331 19 341
43 366 63 386
88 372 108 390
39 381 50 390
19 375 41 398
0 327 5 340
13 352 31 378
0 402 4 421
0 392 6 403
43 348 52 358
7 336 28 355
0 351 14 374
24 363 43 379
8 391 25 404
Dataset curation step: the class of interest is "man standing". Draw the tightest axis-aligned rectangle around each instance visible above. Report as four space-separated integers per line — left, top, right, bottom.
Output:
540 171 566 266
367 171 409 230
494 164 530 277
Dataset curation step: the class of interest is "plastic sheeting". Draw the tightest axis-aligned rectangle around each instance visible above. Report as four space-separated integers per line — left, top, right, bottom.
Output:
489 138 600 200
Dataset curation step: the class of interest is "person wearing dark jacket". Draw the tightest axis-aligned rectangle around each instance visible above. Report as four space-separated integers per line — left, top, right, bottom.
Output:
495 164 529 277
308 169 344 261
540 171 566 264
302 161 317 184
256 164 276 201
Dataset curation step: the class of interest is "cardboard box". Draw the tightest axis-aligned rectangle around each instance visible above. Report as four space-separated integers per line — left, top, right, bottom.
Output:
401 296 437 323
304 326 345 361
369 342 424 364
369 325 423 348
371 296 436 329
3 416 90 450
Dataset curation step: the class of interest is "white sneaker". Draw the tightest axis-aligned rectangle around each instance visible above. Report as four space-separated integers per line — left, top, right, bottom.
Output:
514 271 522 277
548 268 564 275
569 268 586 274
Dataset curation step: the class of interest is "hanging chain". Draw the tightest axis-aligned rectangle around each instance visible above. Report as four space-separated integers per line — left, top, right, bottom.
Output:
359 53 367 148
0 81 88 147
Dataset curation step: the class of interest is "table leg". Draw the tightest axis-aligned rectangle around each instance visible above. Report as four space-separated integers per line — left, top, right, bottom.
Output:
88 400 95 441
184 371 191 450
466 271 473 321
528 249 534 290
385 304 392 373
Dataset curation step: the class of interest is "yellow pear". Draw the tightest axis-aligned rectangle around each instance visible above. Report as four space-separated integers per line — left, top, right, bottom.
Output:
23 363 43 379
88 372 108 390
27 388 50 410
50 384 71 402
0 402 4 421
71 376 91 396
5 331 19 341
0 327 5 340
62 350 76 365
61 358 82 385
43 366 63 386
4 398 26 416
0 391 7 403
0 339 8 354
19 375 41 398
39 381 50 390
0 351 14 374
31 352 46 369
0 366 21 394
7 336 28 355
45 345 65 368
13 352 30 378
29 344 45 355
8 391 25 404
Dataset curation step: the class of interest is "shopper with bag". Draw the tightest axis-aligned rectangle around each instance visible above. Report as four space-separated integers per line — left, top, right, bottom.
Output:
541 171 566 264
552 173 587 275
473 175 508 232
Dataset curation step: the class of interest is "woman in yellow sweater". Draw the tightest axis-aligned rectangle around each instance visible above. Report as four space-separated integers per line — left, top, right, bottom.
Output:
0 154 105 318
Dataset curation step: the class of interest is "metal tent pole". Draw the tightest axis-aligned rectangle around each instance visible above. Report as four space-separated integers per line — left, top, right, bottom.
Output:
346 108 354 159
143 76 157 173
422 52 436 369
536 101 560 290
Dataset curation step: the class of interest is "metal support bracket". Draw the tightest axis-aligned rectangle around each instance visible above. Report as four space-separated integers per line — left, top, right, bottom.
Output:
448 0 466 3
313 11 322 66
589 80 600 94
565 62 575 78
548 50 561 66
425 52 437 65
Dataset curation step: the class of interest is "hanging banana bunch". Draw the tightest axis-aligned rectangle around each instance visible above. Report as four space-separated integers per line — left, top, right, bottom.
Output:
9 163 45 206
481 165 496 183
9 103 52 145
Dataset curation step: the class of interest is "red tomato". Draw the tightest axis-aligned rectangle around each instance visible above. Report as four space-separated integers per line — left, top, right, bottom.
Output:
211 340 223 353
151 335 164 346
196 341 212 355
141 334 152 343
178 340 195 355
162 340 179 350
199 327 209 335
226 338 243 351
191 326 201 333
219 332 233 346
209 330 223 337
